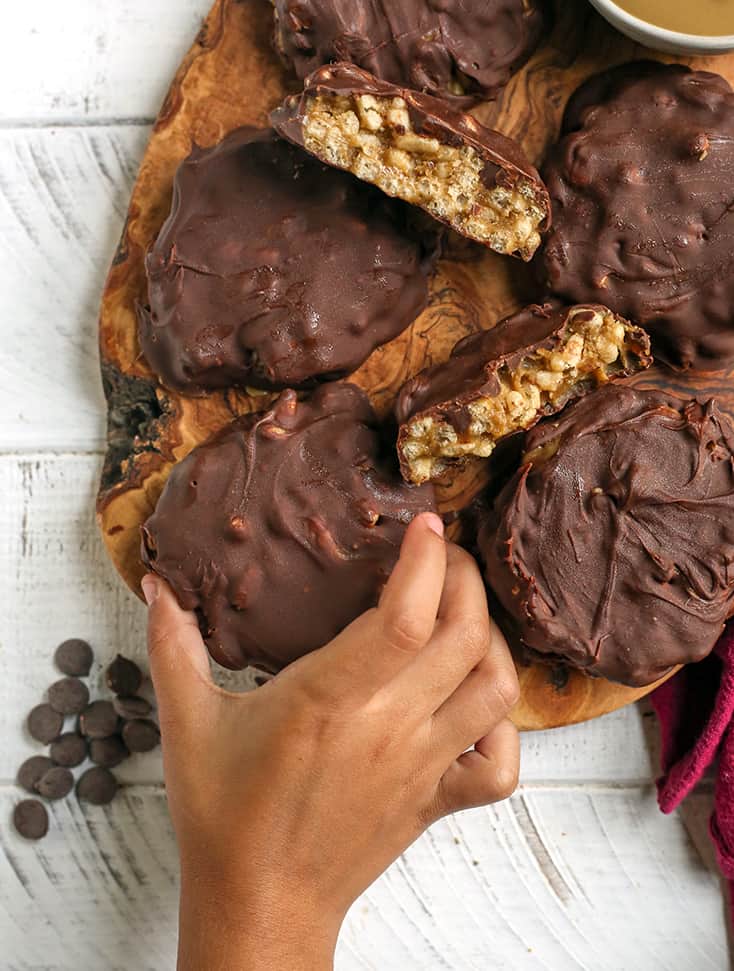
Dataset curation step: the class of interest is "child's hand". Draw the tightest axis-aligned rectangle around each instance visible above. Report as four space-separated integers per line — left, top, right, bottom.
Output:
142 512 520 971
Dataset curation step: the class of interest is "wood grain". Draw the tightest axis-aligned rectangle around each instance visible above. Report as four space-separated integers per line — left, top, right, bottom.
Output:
96 0 733 730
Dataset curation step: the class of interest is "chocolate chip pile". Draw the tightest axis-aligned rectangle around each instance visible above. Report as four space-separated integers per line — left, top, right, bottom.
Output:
12 640 160 841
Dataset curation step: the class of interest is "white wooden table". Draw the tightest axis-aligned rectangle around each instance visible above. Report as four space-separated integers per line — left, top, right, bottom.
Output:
0 2 729 968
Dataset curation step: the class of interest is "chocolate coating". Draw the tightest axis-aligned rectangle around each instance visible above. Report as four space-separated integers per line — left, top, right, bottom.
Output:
272 0 548 105
542 62 734 371
479 385 734 686
139 128 435 395
271 62 550 252
396 302 651 450
142 382 437 672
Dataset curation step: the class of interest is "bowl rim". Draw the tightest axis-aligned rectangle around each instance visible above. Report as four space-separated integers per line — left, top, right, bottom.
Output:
589 0 734 47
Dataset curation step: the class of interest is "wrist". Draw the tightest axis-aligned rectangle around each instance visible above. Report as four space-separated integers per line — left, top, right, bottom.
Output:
177 866 340 971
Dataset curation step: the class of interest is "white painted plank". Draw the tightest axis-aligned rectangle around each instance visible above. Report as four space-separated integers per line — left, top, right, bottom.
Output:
522 702 662 785
0 126 148 451
0 787 726 969
0 0 211 124
0 452 679 786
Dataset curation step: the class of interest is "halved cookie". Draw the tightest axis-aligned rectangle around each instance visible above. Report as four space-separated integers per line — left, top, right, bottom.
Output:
271 62 550 260
396 303 652 484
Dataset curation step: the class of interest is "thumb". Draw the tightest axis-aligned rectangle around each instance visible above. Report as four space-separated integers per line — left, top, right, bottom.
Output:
141 574 214 727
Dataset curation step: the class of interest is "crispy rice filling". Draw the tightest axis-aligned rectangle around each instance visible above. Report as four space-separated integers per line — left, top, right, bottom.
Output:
401 308 642 484
302 92 547 259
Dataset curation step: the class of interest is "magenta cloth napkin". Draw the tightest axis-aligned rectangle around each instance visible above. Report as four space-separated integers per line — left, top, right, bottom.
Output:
651 625 734 927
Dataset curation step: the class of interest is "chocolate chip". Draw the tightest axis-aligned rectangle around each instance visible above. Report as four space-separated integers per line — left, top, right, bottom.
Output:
47 678 90 716
105 655 142 696
54 638 94 677
76 767 118 805
89 736 129 768
112 695 152 720
121 719 160 753
27 704 64 743
49 732 87 768
79 701 119 739
17 756 54 793
35 766 74 801
13 799 49 840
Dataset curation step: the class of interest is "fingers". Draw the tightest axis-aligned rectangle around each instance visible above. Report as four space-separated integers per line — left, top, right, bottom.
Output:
316 513 447 694
143 574 214 728
377 512 446 655
430 619 520 760
436 541 489 630
434 718 520 817
388 543 492 713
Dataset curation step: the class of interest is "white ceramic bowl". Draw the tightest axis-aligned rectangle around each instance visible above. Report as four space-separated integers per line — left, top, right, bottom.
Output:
588 0 734 55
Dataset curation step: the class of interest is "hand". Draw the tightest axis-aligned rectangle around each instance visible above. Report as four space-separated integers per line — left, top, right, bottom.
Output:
143 512 520 971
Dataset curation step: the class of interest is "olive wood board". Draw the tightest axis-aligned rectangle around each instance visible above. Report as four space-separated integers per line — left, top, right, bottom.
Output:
96 0 734 729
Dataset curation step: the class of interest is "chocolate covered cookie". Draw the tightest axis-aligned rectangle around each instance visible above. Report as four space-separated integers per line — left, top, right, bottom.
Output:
542 62 734 370
142 383 436 672
271 63 550 259
396 303 651 484
479 385 734 686
272 0 548 105
139 128 436 395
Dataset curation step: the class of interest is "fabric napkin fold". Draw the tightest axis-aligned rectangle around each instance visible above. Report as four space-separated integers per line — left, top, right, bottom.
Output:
651 625 734 928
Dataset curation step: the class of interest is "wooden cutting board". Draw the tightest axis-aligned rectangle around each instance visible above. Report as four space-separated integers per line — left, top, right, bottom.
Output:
96 0 734 730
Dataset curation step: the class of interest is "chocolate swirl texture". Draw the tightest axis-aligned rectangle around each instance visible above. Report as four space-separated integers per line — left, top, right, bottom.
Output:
271 0 549 106
542 62 734 371
479 385 734 687
141 383 437 672
139 128 435 395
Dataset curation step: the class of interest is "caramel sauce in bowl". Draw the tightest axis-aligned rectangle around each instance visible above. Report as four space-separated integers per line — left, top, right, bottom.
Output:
589 0 734 53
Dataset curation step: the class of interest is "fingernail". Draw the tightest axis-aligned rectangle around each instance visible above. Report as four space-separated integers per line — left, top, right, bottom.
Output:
141 575 160 605
421 512 445 538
